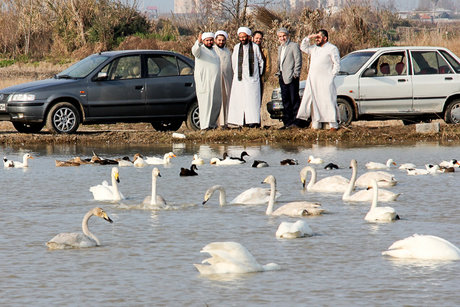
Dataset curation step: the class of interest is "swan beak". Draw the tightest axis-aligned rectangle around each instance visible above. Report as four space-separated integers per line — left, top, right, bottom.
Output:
103 214 113 223
29 156 34 159
301 178 306 188
202 199 208 205
392 162 396 166
115 173 120 183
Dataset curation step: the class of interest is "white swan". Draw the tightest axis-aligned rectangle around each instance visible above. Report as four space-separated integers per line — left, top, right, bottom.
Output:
307 155 324 164
133 154 148 168
343 160 400 202
300 166 349 193
142 167 166 207
202 185 280 206
4 153 33 168
439 159 459 168
145 152 176 165
194 241 281 274
365 159 396 169
364 179 399 222
191 154 204 165
382 234 460 260
46 207 113 249
89 167 124 201
406 168 429 176
117 156 134 167
399 163 416 170
355 169 397 188
263 175 324 216
276 220 313 239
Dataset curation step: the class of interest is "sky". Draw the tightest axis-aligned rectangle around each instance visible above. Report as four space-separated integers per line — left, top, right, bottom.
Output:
137 0 174 13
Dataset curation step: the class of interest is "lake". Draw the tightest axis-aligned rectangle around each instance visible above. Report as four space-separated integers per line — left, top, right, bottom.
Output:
1 142 459 306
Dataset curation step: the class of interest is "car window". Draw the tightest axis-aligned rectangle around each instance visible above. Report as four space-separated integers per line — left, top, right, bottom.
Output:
100 55 141 80
57 54 109 78
411 51 447 75
364 51 406 77
339 51 375 75
147 55 179 77
178 58 193 75
439 50 460 73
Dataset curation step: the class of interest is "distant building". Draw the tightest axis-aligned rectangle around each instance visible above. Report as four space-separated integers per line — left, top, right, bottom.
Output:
174 0 216 14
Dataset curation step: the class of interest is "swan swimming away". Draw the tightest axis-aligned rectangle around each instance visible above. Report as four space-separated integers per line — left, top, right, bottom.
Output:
46 207 113 249
365 159 396 169
4 153 33 168
307 155 324 164
300 166 349 193
143 167 167 207
89 167 125 201
276 220 313 239
145 152 176 165
343 160 400 202
382 234 460 260
202 185 280 206
194 241 281 274
263 175 324 216
364 179 399 222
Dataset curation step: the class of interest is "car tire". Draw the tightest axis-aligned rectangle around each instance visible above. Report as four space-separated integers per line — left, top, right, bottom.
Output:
185 101 200 131
337 98 354 126
444 99 460 124
12 122 45 133
151 120 183 132
46 102 80 134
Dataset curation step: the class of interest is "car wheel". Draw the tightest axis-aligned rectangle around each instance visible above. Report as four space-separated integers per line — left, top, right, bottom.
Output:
186 101 200 131
444 99 460 124
12 122 45 133
337 98 354 126
151 120 183 132
46 102 80 134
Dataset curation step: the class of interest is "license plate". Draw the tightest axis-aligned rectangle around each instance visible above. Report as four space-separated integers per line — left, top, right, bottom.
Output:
0 103 5 111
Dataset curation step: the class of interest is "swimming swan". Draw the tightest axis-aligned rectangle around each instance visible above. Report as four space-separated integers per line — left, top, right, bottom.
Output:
191 154 204 165
263 175 324 216
202 185 280 206
276 220 313 239
143 167 166 207
89 167 125 201
145 152 176 165
355 169 397 188
307 155 324 164
180 164 198 176
4 153 33 168
194 241 281 274
300 166 349 193
364 179 399 222
133 154 148 167
382 234 460 260
46 207 113 249
343 160 400 202
365 159 396 169
398 163 416 170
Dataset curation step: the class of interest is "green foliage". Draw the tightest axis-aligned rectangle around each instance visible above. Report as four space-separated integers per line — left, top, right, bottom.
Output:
0 59 15 68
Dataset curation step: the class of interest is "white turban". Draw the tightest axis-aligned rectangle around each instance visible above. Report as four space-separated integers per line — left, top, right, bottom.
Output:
214 30 228 39
237 27 252 36
202 32 214 40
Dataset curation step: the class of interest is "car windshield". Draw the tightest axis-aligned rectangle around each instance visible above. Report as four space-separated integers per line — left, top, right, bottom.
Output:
56 54 109 79
339 51 375 75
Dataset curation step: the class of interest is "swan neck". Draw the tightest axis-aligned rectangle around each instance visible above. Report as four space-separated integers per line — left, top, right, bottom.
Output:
266 180 276 215
371 182 378 209
218 187 227 206
307 168 316 189
344 162 357 198
151 175 157 205
111 172 120 200
82 211 100 245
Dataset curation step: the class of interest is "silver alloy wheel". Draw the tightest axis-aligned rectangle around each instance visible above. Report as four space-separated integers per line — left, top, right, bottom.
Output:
450 102 460 123
191 105 200 129
53 107 77 133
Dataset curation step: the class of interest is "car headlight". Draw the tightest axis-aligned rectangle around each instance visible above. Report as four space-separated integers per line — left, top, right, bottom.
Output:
7 94 36 102
271 89 281 100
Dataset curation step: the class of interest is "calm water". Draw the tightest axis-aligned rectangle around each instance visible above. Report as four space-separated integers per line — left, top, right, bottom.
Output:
1 142 459 306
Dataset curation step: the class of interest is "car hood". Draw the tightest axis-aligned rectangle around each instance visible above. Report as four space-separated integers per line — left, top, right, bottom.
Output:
0 78 79 93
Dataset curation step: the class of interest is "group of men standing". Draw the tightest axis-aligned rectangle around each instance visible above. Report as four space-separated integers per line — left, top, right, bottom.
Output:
192 26 341 131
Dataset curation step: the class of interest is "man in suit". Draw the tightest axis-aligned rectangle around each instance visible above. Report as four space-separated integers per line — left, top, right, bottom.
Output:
275 27 303 129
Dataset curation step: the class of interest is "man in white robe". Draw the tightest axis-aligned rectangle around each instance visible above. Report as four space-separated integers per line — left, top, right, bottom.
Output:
213 30 233 128
227 27 264 128
296 29 341 131
191 32 222 130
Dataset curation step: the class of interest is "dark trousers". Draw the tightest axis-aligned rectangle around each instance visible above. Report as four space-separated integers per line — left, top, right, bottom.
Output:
279 74 301 127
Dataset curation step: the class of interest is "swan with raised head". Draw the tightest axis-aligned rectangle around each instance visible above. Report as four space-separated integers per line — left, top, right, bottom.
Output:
180 164 198 176
4 153 33 168
364 179 399 222
191 154 204 165
202 184 280 206
89 167 124 201
276 220 313 239
300 166 349 193
46 207 113 249
228 151 249 163
194 241 281 274
145 152 176 165
382 234 460 260
143 167 166 207
365 159 396 169
263 175 324 216
307 155 324 164
343 160 400 202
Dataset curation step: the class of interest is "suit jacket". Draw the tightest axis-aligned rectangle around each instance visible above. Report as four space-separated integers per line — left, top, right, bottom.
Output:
276 40 302 84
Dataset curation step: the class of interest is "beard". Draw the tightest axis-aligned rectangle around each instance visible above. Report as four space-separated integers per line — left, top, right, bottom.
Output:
240 38 249 45
204 44 213 49
215 43 225 48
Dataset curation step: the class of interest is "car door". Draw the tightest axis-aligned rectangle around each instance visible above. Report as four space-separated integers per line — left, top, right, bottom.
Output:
86 55 146 118
144 54 195 117
358 51 413 114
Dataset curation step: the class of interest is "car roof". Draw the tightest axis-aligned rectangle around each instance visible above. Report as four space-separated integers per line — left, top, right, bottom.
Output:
353 46 452 53
97 50 181 56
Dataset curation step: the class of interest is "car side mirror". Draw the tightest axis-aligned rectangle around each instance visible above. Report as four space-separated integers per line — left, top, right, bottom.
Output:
362 68 377 77
95 72 108 81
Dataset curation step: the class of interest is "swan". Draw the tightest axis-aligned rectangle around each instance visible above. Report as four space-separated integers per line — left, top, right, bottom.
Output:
3 157 14 167
5 153 33 168
365 159 396 169
46 207 113 249
343 160 400 202
355 170 397 188
252 160 269 168
202 184 280 206
425 164 442 174
300 166 349 193
133 154 148 168
406 168 429 176
263 175 324 216
399 163 416 170
194 241 281 274
89 167 125 201
280 158 298 165
191 154 204 165
307 155 324 164
180 165 198 176
364 179 399 222
276 220 313 239
439 159 459 168
382 234 460 260
145 152 176 165
117 156 134 167
143 167 166 207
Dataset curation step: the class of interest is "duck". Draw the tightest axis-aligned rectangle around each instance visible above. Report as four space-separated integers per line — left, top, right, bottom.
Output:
145 152 176 165
202 184 281 206
280 158 298 165
398 163 416 170
90 151 118 165
3 157 14 167
355 169 397 188
191 154 204 165
364 179 400 222
55 159 81 167
365 159 397 169
5 153 34 168
406 167 429 176
46 207 113 249
276 220 313 239
439 159 460 168
180 165 198 176
300 166 349 193
307 155 324 164
227 151 249 163
343 160 400 202
252 160 269 168
382 234 460 260
142 167 166 207
89 167 124 201
210 153 246 165
194 241 281 274
116 156 134 167
262 175 324 216
133 154 148 168
324 163 339 170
